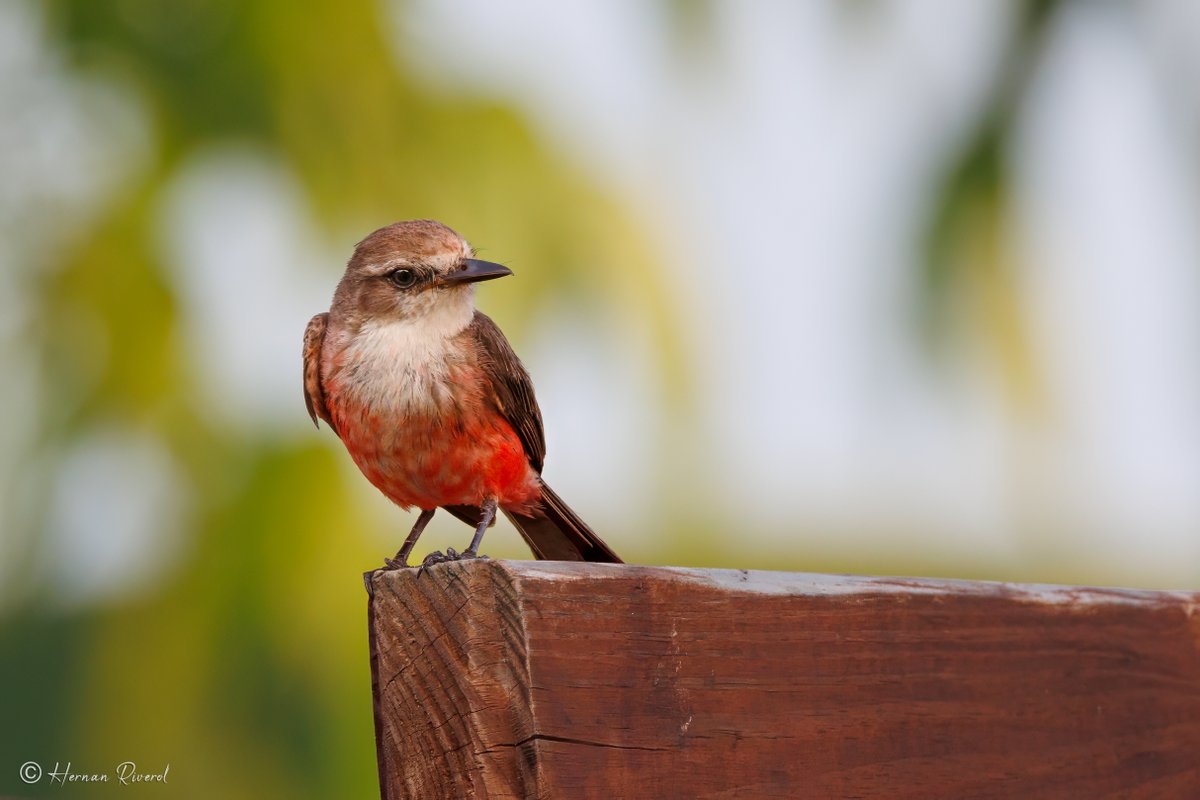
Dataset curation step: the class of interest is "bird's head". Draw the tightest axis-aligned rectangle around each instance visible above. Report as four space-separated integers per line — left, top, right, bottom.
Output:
331 219 511 328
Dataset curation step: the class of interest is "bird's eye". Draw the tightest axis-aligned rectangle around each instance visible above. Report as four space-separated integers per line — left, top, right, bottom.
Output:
389 268 417 289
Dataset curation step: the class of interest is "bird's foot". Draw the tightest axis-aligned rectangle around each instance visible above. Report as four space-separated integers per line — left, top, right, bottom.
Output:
363 552 416 592
417 547 488 576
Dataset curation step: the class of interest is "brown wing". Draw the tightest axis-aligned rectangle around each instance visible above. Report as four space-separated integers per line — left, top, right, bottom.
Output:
468 311 545 473
303 312 338 436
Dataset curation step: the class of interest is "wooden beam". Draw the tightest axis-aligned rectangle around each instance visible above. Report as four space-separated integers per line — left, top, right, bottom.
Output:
365 561 1200 799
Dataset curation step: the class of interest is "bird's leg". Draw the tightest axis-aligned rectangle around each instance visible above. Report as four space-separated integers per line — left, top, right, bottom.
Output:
384 508 435 569
462 497 498 558
420 498 497 571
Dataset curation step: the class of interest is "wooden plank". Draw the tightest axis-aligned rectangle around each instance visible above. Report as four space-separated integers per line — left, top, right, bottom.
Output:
365 561 1200 799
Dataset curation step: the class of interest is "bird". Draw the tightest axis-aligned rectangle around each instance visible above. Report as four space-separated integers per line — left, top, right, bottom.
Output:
302 219 623 568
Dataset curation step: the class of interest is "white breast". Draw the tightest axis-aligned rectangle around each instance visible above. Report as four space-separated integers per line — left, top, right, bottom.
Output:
335 299 474 416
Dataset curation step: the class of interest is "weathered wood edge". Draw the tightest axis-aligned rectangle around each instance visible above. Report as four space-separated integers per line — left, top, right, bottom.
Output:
423 559 1200 608
365 560 542 798
366 575 389 799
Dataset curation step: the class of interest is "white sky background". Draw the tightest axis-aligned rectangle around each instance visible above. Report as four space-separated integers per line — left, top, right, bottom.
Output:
395 0 1200 583
3 1 1199 601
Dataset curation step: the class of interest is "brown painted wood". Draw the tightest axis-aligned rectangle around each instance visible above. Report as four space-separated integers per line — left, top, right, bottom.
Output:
365 561 1200 799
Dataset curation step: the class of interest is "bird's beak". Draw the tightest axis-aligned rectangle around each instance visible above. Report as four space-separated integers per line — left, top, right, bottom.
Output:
442 258 514 284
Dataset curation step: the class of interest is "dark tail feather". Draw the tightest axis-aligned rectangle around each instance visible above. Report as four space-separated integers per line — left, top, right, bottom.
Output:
504 480 623 563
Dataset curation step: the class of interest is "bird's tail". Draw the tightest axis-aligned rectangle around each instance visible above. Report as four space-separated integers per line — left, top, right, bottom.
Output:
504 480 623 563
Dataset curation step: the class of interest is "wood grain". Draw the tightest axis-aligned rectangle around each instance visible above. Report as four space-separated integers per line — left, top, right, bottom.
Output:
365 561 1200 799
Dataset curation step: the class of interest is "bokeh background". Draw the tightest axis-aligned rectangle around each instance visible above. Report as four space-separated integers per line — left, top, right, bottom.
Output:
3 0 1199 796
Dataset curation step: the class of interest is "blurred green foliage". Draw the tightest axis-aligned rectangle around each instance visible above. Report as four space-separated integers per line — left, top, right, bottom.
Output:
920 0 1061 411
3 0 683 796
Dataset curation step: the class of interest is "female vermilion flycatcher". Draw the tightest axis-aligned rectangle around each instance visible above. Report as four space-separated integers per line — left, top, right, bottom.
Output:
302 219 622 568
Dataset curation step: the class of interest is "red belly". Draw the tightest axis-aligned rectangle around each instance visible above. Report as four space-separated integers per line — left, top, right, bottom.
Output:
329 397 541 514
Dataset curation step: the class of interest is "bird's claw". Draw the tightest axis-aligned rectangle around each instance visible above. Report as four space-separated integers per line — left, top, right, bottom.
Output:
417 547 488 577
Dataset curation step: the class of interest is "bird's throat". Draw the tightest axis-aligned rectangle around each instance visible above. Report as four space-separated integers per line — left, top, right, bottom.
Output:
330 302 475 417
